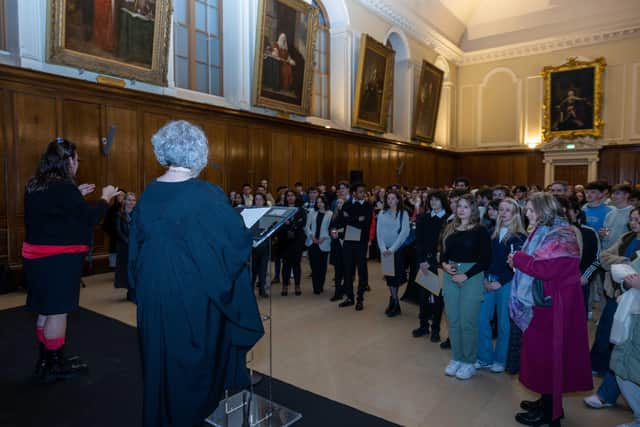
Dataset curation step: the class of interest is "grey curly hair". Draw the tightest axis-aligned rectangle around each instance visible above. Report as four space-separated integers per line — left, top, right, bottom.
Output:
151 120 208 175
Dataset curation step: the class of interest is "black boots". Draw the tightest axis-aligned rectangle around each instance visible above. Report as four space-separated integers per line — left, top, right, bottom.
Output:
385 297 395 315
36 346 88 384
386 299 401 317
33 343 47 379
515 395 562 426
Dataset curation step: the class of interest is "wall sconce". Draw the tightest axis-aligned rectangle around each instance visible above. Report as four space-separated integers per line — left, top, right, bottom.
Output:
525 138 540 149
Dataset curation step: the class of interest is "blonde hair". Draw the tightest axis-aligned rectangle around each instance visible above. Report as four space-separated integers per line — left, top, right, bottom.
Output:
492 198 527 241
442 194 481 248
527 192 563 226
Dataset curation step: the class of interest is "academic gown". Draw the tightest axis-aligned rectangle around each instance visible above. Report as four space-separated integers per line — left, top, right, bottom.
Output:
129 179 264 427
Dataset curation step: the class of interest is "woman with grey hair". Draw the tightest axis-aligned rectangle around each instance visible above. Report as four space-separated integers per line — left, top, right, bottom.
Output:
129 120 264 427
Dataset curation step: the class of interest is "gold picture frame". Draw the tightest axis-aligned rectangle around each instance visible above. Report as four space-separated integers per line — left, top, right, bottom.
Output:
48 0 171 85
253 0 318 115
542 57 606 141
412 60 444 144
352 34 395 132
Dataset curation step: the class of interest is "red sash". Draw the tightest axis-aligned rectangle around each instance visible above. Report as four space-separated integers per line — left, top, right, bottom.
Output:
22 242 89 260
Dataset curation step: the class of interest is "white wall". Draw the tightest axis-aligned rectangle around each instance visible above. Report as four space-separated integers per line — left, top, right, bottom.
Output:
8 0 455 147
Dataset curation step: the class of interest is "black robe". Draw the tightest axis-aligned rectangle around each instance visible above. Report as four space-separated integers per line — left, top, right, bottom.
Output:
129 179 264 427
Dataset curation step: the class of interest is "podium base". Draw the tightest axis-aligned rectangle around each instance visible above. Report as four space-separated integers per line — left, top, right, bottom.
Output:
205 390 302 427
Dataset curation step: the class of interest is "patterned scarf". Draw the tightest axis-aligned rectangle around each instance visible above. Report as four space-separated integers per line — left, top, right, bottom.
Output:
510 218 580 331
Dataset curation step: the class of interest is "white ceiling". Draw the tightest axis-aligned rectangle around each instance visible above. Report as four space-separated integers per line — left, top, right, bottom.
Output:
397 0 640 51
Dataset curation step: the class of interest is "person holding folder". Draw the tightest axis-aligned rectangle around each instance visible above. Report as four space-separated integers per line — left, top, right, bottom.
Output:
441 194 491 380
476 198 526 374
338 183 373 311
305 195 333 294
376 191 411 317
412 191 449 341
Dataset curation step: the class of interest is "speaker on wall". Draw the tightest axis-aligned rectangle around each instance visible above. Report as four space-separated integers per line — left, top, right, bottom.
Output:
349 170 363 187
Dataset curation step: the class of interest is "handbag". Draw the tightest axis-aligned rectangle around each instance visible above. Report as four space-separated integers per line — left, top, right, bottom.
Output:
532 279 552 307
398 210 416 249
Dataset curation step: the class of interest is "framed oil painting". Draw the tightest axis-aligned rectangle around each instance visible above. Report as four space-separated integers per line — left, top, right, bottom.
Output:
48 0 171 85
542 57 606 141
352 34 395 133
412 60 444 144
253 0 318 115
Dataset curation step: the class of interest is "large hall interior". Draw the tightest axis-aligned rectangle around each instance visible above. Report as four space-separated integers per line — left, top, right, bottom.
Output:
1 1 640 426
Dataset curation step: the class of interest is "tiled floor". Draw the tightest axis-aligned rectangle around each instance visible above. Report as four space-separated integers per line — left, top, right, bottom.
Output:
1 263 632 427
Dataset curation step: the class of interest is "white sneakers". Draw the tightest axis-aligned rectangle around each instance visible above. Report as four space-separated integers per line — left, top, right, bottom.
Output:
445 360 462 376
616 422 640 427
473 360 491 370
473 360 505 373
583 394 614 409
455 364 476 380
489 363 505 373
445 361 476 380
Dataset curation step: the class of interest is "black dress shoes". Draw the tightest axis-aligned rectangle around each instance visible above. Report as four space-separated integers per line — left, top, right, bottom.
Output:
430 331 441 343
440 338 451 349
355 301 364 311
515 411 560 426
42 346 88 384
412 326 428 338
339 298 354 308
520 398 543 412
329 293 343 302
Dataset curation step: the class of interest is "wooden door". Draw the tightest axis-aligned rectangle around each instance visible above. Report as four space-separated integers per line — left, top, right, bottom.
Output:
554 165 588 185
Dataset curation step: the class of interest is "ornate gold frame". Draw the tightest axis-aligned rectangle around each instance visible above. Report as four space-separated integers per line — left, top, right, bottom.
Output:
48 0 171 85
542 57 606 141
352 34 395 132
253 0 318 116
412 60 444 144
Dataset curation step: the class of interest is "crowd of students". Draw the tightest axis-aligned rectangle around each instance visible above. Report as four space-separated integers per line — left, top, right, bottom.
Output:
229 177 640 427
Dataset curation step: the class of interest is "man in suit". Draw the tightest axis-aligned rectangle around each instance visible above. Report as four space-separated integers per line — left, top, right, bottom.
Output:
338 183 372 311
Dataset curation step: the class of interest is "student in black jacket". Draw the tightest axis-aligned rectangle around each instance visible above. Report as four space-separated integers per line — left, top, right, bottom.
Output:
337 183 373 311
23 138 120 383
412 191 449 342
278 190 307 296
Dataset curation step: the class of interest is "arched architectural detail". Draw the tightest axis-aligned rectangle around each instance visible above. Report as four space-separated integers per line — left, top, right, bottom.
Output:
319 0 350 30
384 28 411 61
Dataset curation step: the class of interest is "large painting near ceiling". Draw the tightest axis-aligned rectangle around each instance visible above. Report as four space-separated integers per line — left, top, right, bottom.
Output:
542 57 606 141
412 60 444 144
253 0 318 115
48 0 171 85
352 34 395 133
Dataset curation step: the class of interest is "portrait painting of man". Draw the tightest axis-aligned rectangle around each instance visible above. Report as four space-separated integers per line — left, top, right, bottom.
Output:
412 60 444 143
253 0 318 115
542 57 606 141
352 34 395 132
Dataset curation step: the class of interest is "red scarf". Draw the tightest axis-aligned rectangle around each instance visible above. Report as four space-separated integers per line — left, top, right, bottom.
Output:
22 242 89 260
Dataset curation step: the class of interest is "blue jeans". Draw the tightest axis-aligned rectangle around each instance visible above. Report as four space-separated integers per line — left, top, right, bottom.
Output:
590 296 618 374
597 370 621 404
477 281 511 366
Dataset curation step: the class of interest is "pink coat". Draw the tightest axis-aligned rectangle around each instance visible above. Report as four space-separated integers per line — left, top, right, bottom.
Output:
513 252 593 419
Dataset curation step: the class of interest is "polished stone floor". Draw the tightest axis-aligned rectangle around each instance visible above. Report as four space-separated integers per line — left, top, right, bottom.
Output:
1 262 632 427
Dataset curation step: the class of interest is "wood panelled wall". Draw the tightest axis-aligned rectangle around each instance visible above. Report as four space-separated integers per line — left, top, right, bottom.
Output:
456 146 640 187
455 151 545 187
0 65 456 267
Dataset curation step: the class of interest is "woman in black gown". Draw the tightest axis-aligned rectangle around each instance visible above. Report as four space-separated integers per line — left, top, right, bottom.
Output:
129 120 264 427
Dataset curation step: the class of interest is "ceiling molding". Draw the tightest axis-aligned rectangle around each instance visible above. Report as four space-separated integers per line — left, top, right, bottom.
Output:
355 0 464 64
461 24 640 66
355 1 640 67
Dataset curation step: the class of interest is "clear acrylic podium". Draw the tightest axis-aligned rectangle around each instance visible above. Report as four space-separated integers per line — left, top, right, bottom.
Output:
205 207 302 427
